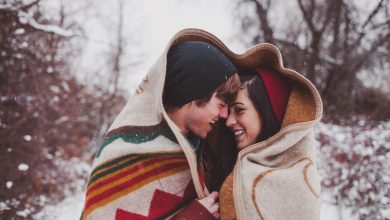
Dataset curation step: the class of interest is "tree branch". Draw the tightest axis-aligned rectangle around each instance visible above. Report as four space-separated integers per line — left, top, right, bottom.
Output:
0 0 40 12
319 0 335 34
297 0 316 32
18 10 73 37
252 0 275 44
353 0 386 48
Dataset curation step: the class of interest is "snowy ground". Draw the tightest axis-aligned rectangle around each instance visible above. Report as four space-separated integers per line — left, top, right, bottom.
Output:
33 188 353 220
32 158 91 220
320 202 355 220
33 193 85 220
33 190 352 220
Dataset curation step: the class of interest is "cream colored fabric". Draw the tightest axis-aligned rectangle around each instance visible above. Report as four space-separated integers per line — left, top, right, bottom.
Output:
233 130 321 220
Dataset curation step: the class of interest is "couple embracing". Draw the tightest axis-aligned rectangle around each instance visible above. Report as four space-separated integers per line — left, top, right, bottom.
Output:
81 29 322 220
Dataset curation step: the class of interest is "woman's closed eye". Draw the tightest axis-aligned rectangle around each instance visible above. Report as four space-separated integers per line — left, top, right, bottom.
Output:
234 106 245 114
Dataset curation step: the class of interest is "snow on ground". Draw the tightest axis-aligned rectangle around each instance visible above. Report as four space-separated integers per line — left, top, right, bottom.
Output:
33 158 90 220
33 192 85 220
321 202 340 220
320 190 357 220
34 190 351 220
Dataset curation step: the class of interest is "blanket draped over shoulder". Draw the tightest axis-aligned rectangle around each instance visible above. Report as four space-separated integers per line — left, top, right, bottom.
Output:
81 30 212 220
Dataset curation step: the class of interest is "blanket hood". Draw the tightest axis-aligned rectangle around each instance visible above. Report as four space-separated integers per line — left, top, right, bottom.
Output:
97 28 322 204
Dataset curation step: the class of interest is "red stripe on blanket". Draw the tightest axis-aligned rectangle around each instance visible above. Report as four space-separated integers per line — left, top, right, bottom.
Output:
84 160 188 214
87 156 185 195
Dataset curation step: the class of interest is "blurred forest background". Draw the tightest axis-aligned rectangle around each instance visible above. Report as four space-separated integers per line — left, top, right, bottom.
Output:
0 0 389 219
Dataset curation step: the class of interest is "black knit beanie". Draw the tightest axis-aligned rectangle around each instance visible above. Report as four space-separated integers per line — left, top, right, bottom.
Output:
164 41 237 106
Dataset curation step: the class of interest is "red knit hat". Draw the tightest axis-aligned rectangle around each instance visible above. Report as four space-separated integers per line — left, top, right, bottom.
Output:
257 68 291 126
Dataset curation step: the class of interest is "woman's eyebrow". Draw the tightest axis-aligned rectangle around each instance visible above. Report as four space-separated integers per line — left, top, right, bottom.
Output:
232 102 244 106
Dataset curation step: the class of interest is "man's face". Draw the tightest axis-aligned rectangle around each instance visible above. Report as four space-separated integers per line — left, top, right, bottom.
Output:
185 92 228 139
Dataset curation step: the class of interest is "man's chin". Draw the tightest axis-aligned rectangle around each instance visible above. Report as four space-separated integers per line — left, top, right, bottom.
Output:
192 127 211 140
198 133 207 140
197 131 208 140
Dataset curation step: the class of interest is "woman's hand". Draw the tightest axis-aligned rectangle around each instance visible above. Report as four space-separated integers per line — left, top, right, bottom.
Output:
198 191 220 219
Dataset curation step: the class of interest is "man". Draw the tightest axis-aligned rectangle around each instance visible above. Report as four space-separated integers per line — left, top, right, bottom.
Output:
163 41 240 219
81 30 240 220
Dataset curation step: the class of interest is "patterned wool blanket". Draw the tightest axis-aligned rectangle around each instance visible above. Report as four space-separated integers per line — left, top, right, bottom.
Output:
81 30 213 220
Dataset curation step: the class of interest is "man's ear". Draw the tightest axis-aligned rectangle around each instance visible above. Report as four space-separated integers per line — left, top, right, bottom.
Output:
183 101 197 113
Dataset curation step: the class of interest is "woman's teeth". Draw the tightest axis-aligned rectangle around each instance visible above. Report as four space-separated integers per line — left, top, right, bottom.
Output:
209 120 216 127
234 130 245 136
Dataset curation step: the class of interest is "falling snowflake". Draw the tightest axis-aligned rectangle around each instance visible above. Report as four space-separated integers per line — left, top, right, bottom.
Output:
6 181 13 189
23 135 32 141
18 163 29 171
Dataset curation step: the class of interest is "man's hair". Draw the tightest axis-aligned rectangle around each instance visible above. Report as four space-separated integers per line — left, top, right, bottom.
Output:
194 73 241 107
164 73 241 112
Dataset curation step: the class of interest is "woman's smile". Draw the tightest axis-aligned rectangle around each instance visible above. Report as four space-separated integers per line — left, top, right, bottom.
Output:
233 129 245 142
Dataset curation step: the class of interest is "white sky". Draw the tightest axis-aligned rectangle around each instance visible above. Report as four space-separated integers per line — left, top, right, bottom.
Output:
43 0 245 94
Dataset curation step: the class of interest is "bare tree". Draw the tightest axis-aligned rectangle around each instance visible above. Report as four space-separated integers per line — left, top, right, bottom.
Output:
84 0 136 156
234 0 390 120
0 1 125 218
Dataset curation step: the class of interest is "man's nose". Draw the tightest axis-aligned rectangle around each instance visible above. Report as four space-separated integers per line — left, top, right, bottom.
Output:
219 106 228 119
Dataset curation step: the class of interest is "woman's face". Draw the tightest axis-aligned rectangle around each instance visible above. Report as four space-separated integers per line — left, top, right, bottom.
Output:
226 88 262 150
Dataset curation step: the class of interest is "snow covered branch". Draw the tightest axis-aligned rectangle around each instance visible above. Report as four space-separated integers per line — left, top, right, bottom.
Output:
0 0 40 12
17 10 73 37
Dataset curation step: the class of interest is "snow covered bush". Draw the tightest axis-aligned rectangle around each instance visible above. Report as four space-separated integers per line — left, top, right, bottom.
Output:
316 120 390 220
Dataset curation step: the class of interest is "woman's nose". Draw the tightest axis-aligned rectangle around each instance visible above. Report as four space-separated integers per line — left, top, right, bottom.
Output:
226 114 236 127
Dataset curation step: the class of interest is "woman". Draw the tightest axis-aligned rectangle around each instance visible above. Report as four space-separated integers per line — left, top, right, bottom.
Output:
201 66 322 220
